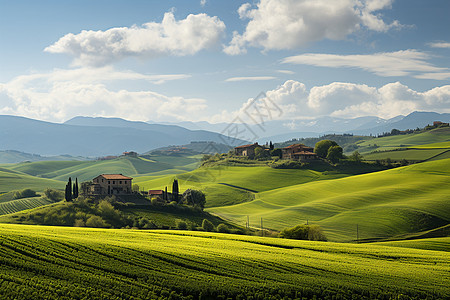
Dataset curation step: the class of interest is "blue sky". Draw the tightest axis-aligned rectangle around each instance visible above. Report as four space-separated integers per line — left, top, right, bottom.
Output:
0 0 449 124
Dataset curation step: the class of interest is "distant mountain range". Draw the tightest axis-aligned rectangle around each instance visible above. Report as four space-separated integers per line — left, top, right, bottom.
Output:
0 115 245 157
1 112 448 159
154 112 450 142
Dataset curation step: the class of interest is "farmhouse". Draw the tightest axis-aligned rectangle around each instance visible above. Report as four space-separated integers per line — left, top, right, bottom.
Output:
234 143 261 157
282 144 318 161
90 174 133 195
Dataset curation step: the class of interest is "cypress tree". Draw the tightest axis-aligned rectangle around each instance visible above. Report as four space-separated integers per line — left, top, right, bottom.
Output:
172 179 179 202
164 186 168 201
67 177 72 201
73 178 79 199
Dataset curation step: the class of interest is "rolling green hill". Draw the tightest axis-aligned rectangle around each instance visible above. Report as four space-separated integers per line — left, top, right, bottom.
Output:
0 224 448 299
0 196 54 215
208 159 450 242
374 237 450 252
0 168 64 193
3 155 202 183
356 127 450 153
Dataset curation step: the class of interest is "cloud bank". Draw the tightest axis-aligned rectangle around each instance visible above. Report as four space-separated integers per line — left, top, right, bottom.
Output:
45 12 226 67
216 80 450 122
224 0 400 55
0 68 206 122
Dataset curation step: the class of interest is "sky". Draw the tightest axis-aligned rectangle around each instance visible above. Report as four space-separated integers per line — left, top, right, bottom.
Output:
0 0 449 124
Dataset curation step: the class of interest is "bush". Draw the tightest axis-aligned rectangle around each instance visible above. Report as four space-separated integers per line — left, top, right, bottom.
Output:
279 224 327 241
202 219 214 232
85 215 108 228
217 223 230 233
176 220 188 230
13 189 37 200
269 160 304 169
74 219 86 227
43 188 64 202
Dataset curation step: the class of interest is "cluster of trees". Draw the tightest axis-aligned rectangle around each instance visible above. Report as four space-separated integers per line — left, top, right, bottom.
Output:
279 224 327 241
314 140 343 163
64 177 79 201
12 188 37 200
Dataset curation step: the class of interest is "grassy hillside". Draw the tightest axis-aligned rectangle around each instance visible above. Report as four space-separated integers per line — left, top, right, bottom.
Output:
363 148 449 161
209 159 450 242
4 155 201 183
356 127 450 153
0 224 448 299
0 196 54 215
0 168 64 193
374 237 450 252
133 165 351 208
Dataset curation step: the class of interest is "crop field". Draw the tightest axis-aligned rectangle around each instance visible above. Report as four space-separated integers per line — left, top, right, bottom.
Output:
0 224 448 300
209 159 450 242
374 237 450 252
0 196 53 215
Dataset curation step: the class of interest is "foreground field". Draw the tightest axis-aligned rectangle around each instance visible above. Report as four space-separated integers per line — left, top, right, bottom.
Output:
0 224 448 300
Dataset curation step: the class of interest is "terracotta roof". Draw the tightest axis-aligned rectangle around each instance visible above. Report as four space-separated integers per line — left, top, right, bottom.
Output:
148 190 164 195
98 174 133 180
235 143 259 149
283 143 309 149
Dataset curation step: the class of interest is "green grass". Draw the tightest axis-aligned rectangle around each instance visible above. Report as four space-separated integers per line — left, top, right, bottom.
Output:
374 237 450 252
134 165 350 208
0 196 53 215
3 155 201 183
0 168 64 192
363 148 449 161
0 224 448 299
209 158 450 242
356 127 450 153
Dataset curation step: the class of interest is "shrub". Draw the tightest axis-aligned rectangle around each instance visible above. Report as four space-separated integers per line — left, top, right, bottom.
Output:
202 219 214 232
176 220 188 230
73 219 86 227
13 189 37 200
85 215 108 228
217 223 230 233
279 224 327 241
43 188 64 202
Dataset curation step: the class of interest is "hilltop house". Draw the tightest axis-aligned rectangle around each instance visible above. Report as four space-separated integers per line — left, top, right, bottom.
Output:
90 174 133 195
234 143 262 157
282 144 318 161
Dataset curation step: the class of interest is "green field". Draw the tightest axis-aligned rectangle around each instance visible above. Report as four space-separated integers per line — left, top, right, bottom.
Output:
374 237 450 252
0 224 448 299
0 196 53 215
0 155 202 189
0 168 64 192
208 159 450 242
356 127 450 153
363 148 449 161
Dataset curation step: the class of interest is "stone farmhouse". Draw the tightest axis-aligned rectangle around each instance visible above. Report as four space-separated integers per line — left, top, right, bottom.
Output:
234 143 262 157
90 174 133 195
282 144 318 161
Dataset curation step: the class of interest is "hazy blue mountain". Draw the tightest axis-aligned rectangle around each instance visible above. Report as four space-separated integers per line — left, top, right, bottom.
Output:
350 112 450 135
0 150 88 164
0 115 246 157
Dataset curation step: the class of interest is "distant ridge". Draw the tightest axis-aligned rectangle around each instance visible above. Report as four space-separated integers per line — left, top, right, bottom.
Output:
0 115 246 157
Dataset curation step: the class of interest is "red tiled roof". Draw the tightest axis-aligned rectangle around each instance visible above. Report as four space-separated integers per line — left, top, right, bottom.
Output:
283 143 309 149
235 143 259 149
98 174 133 180
148 190 164 195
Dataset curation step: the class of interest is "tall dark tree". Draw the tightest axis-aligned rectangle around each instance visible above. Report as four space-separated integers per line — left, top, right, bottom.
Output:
269 141 274 150
73 178 79 199
164 186 168 201
172 179 179 202
65 177 72 202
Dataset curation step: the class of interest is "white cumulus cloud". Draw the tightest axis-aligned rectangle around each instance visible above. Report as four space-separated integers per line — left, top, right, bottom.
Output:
45 12 226 67
428 41 450 49
214 80 450 122
224 0 400 55
0 68 206 122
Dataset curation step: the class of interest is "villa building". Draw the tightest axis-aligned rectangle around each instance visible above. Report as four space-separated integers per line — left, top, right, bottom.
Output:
282 144 318 161
90 174 133 195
